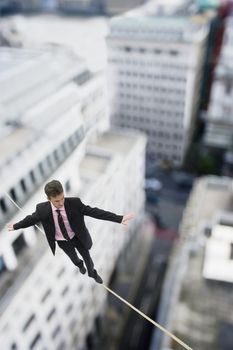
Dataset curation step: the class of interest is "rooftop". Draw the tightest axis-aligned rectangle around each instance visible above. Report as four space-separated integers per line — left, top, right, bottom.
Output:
79 153 111 180
109 0 212 43
0 126 36 165
163 177 233 349
172 226 233 349
90 129 141 155
203 224 233 282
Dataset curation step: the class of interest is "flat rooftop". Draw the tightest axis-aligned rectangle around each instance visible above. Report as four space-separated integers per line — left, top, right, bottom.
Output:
172 233 233 349
79 153 110 179
203 224 233 283
0 126 35 165
168 178 233 349
91 130 139 156
0 47 44 75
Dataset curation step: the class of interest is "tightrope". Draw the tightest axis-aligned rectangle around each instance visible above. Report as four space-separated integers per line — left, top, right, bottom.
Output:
5 191 193 350
102 284 192 350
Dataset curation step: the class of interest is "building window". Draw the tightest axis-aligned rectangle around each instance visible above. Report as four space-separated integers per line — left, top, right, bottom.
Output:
20 179 27 193
68 136 75 149
53 150 59 162
29 332 41 350
9 188 17 201
52 325 61 339
0 198 7 213
46 156 53 169
30 171 36 184
23 314 36 332
47 307 56 322
41 288 52 303
12 234 26 256
65 303 73 314
61 286 69 297
65 180 71 192
0 256 6 275
230 243 233 260
38 162 44 176
57 267 65 278
225 82 232 95
61 142 67 156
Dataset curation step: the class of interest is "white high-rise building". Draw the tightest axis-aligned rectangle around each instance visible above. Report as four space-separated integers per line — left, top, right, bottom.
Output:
107 0 209 166
204 15 233 151
0 47 146 350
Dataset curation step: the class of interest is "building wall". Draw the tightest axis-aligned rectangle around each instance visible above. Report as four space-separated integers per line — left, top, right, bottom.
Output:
0 47 146 350
107 15 208 166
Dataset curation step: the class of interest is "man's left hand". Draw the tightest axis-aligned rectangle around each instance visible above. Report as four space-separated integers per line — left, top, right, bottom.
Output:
121 213 134 226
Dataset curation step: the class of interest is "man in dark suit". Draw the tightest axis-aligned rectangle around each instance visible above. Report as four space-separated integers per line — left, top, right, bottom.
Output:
7 180 134 284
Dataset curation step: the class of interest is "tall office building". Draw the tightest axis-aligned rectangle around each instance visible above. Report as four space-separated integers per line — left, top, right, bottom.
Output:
0 46 146 350
57 0 144 15
107 0 209 166
150 175 233 349
57 0 104 13
203 14 233 173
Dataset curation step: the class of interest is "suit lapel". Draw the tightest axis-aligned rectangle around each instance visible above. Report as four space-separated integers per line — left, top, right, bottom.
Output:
45 201 56 237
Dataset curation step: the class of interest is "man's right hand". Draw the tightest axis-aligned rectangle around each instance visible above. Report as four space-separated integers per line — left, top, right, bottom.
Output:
6 223 14 231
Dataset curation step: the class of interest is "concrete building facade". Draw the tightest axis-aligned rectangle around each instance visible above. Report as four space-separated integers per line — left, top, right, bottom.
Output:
107 1 209 166
0 46 146 350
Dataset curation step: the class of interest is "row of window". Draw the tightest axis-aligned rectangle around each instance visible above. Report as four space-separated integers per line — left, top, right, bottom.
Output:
122 46 180 56
0 127 84 220
115 105 184 116
116 114 183 129
118 93 185 106
8 266 85 349
119 81 185 93
116 70 187 82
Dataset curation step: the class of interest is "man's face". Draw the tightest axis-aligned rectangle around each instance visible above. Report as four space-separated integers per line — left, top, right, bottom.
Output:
49 192 65 209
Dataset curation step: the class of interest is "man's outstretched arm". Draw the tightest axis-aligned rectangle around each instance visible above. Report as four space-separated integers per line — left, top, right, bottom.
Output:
78 199 134 225
6 210 40 231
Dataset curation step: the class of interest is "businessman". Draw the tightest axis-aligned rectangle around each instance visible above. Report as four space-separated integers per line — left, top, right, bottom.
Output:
7 180 134 284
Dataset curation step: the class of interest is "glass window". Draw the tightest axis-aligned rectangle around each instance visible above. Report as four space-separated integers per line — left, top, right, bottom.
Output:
20 179 27 193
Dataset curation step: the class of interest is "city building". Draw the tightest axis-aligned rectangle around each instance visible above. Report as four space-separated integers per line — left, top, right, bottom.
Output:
106 0 210 166
203 13 233 174
57 0 144 15
57 0 104 14
103 0 144 16
0 46 146 350
150 175 233 350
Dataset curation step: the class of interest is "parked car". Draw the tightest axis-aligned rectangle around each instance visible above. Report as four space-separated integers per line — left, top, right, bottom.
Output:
172 171 194 189
144 178 162 192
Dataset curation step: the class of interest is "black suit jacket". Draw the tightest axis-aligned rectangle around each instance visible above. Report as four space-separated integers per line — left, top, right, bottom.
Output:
13 197 123 255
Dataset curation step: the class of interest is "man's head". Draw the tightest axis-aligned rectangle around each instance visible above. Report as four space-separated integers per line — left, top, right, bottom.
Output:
44 180 65 208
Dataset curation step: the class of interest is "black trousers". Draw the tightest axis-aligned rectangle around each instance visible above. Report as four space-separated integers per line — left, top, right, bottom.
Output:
57 236 95 276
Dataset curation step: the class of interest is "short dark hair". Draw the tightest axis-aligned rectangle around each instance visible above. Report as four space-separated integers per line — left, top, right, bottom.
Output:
44 180 63 198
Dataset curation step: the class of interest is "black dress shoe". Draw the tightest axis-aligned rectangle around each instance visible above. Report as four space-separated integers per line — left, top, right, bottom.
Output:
94 274 103 284
77 263 86 274
89 270 103 284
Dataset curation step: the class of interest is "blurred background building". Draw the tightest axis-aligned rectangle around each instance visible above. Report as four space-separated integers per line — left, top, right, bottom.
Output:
151 175 233 350
0 0 146 15
107 0 210 167
203 13 233 176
